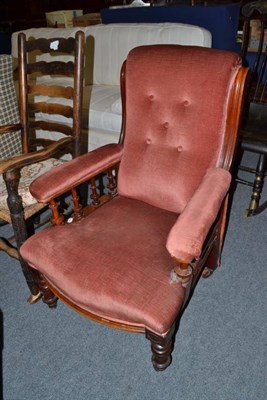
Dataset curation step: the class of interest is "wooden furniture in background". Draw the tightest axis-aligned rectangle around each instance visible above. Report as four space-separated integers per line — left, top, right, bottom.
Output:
0 31 85 302
237 0 267 216
73 13 102 26
0 0 107 50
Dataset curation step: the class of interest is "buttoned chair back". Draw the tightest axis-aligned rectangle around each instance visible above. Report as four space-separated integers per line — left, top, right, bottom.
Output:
118 45 241 213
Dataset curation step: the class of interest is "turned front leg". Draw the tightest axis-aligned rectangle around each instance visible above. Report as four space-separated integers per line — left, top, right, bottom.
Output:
4 169 40 299
38 274 58 308
245 154 267 216
146 325 176 371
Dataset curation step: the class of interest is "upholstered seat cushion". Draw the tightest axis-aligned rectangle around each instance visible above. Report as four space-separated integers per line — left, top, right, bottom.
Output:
0 158 64 222
21 196 185 336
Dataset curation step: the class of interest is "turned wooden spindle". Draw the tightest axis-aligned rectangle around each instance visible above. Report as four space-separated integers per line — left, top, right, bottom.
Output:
71 188 82 221
49 199 64 225
4 169 40 299
107 167 117 196
90 178 100 206
38 273 58 308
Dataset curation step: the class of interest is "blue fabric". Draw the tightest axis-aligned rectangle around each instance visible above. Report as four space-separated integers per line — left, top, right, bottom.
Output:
101 4 241 52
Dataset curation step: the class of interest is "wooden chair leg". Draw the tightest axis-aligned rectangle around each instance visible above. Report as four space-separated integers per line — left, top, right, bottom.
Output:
38 274 58 308
19 258 42 304
146 325 175 371
3 169 41 303
202 237 220 278
203 199 228 279
245 154 267 217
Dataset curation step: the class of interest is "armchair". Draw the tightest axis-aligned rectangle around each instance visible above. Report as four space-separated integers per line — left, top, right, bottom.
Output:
20 45 248 369
0 31 85 302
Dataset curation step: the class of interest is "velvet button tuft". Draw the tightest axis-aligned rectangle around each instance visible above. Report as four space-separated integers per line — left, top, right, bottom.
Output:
163 122 169 129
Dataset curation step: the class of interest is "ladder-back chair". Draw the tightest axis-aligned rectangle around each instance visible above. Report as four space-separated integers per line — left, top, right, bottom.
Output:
0 31 85 302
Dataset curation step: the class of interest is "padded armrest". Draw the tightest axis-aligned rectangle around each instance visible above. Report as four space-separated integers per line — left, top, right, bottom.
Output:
166 168 231 263
30 143 124 203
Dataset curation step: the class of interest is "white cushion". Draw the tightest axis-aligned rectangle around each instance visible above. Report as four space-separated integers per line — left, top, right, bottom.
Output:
85 23 212 85
86 127 121 151
83 85 122 132
12 23 212 86
110 97 122 115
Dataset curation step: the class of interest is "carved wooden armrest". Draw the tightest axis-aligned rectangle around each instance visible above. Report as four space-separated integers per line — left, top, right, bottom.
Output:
166 168 231 285
0 123 22 135
0 137 72 174
30 143 124 203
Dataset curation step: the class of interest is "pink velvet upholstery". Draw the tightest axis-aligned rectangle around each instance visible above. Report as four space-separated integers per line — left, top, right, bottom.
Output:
30 144 123 202
166 167 231 262
21 196 184 336
118 45 241 213
19 45 246 356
